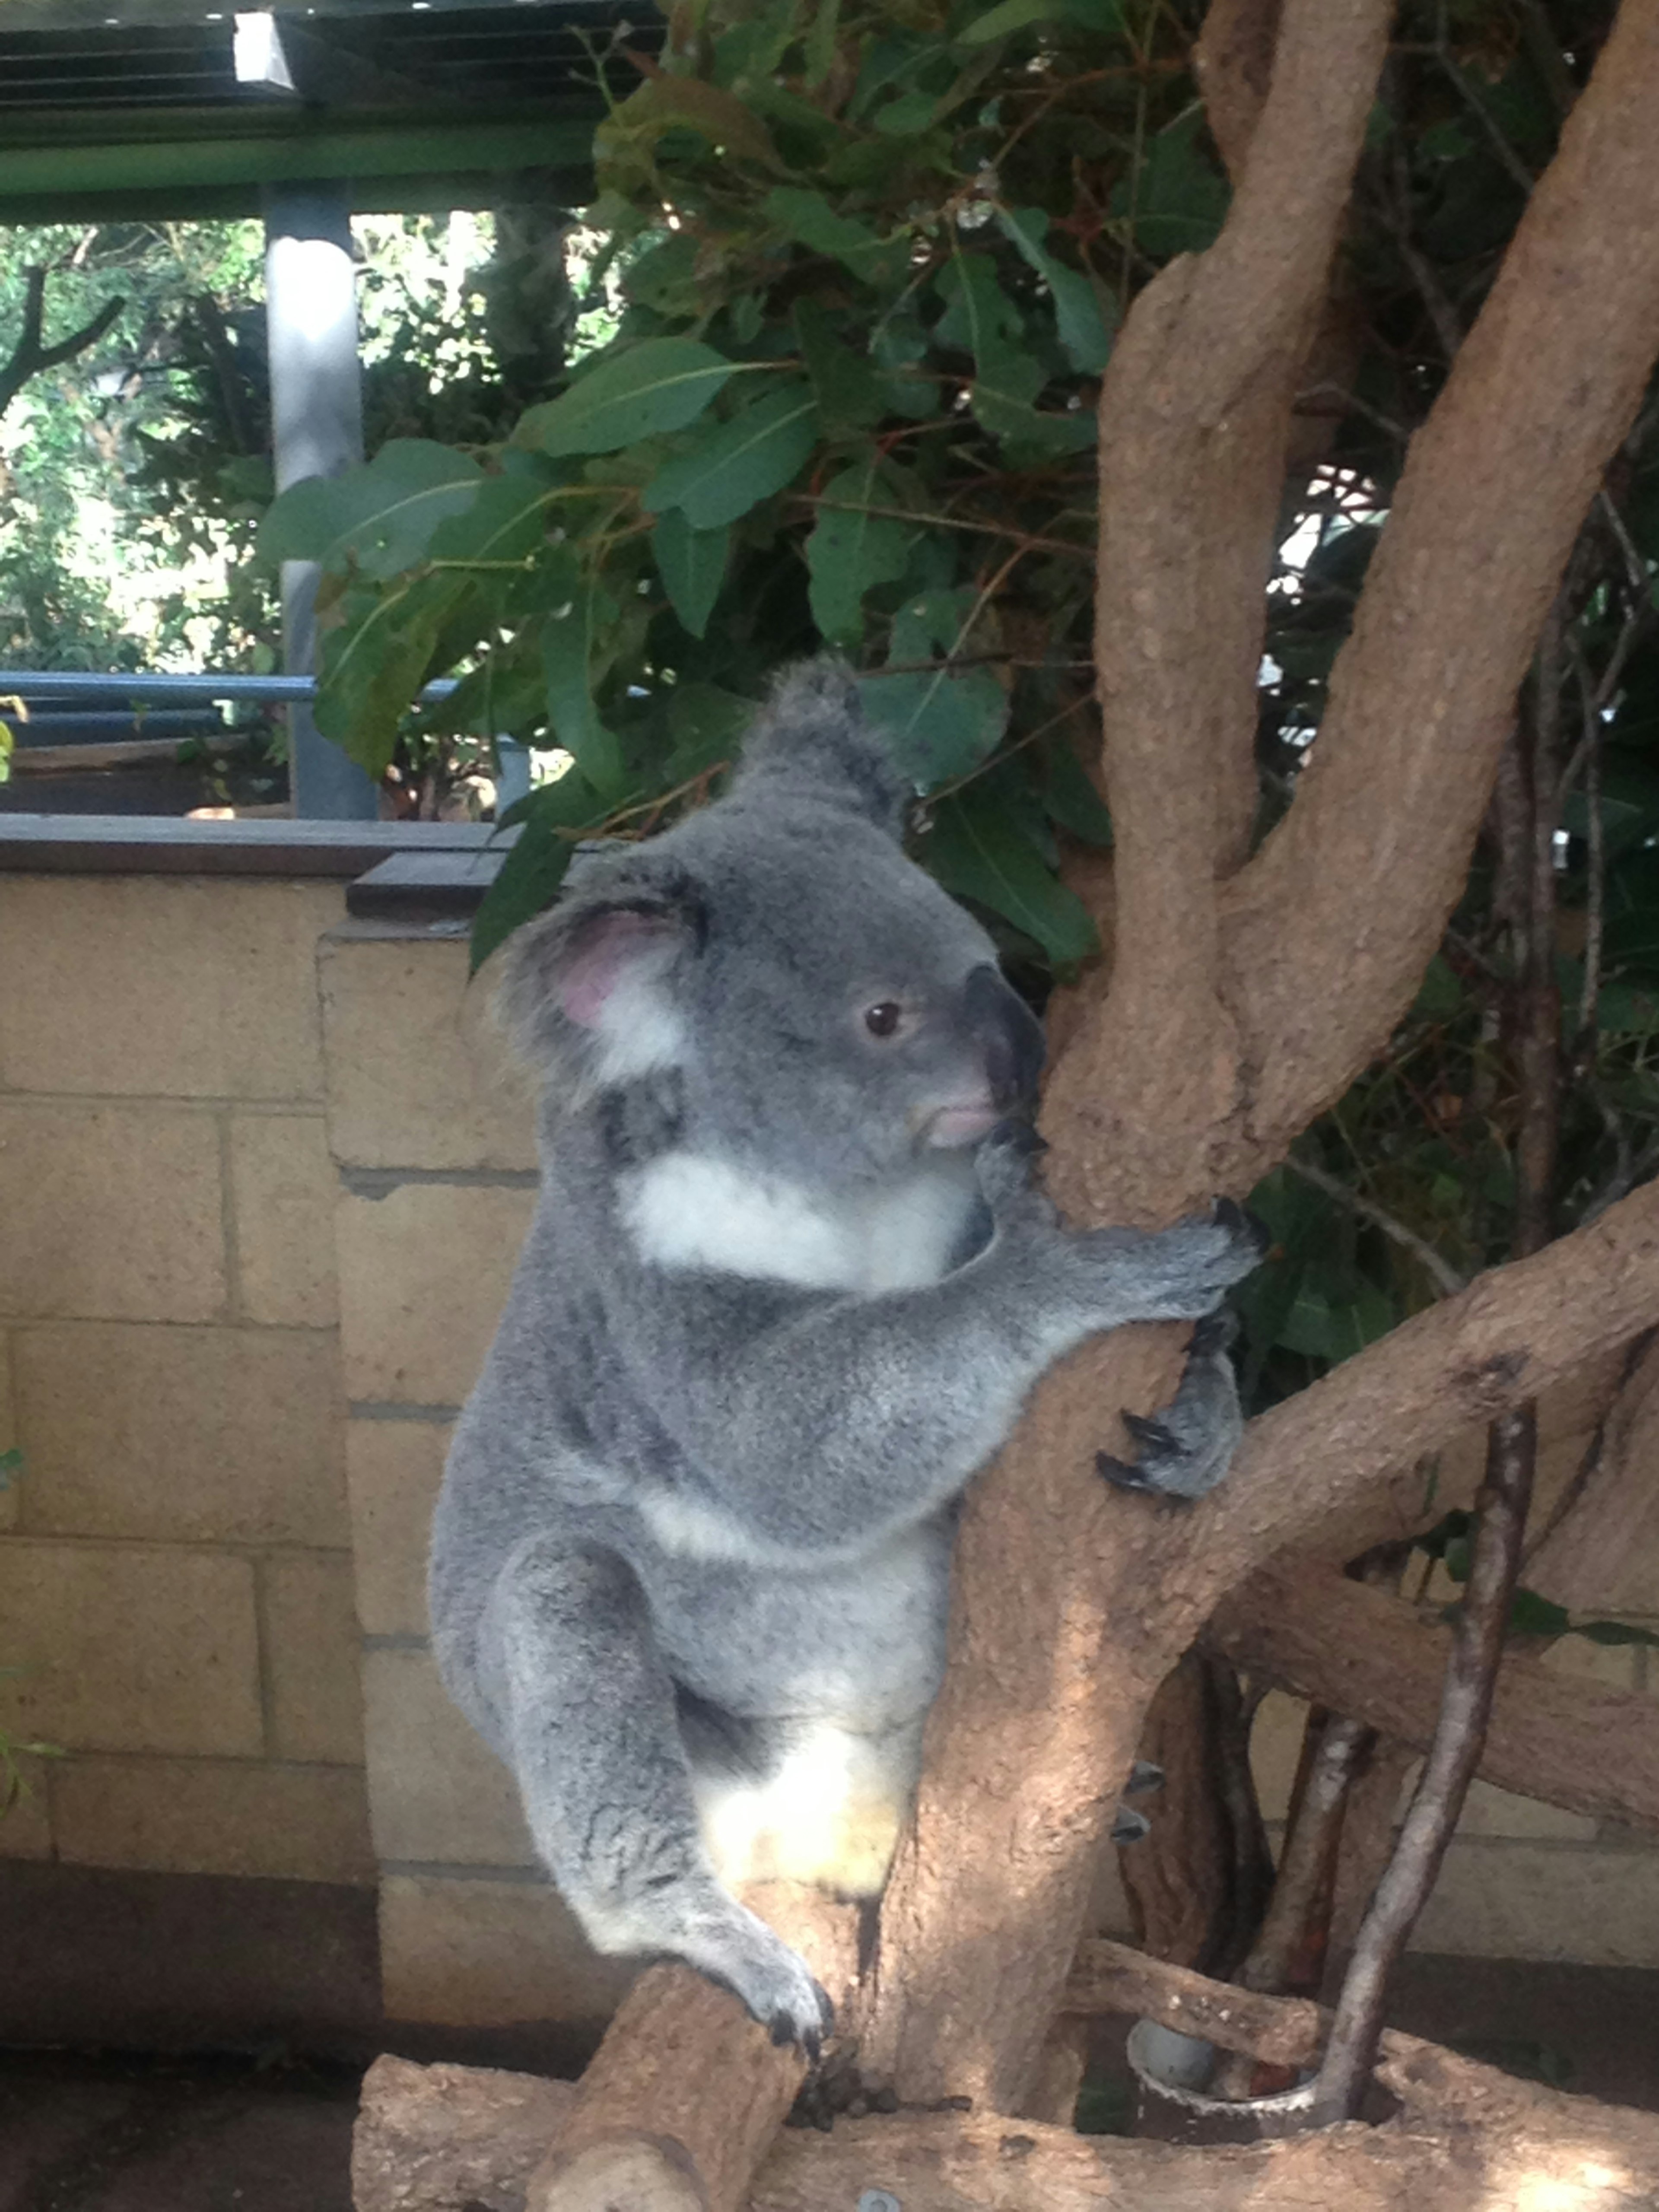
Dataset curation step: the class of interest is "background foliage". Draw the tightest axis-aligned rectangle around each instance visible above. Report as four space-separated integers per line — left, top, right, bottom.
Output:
265 0 1659 1420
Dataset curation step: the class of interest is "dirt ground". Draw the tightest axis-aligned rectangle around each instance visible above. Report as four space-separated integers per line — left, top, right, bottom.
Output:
0 2053 359 2212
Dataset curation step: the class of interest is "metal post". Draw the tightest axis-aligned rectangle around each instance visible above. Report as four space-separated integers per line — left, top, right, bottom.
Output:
264 183 378 819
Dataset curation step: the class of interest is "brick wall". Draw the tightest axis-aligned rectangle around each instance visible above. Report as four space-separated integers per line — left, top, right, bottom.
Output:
0 873 372 1890
0 856 1655 2047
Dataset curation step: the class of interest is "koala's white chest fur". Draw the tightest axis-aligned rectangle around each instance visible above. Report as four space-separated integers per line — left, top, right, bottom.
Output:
619 1148 981 1295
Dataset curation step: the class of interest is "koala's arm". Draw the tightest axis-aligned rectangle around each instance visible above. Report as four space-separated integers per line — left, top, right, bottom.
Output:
617 1144 1260 1555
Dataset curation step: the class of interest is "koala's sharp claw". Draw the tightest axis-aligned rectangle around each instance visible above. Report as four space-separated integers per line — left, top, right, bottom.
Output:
1126 1759 1164 1796
1189 1309 1239 1357
989 1117 1044 1156
1112 1804 1152 1846
1096 1449 1148 1491
1122 1411 1179 1452
1214 1196 1270 1257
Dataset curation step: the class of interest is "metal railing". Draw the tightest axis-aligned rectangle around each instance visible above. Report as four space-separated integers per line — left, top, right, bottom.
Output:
0 671 531 811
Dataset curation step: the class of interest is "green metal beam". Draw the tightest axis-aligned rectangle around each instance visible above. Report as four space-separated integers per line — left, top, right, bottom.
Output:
0 110 597 205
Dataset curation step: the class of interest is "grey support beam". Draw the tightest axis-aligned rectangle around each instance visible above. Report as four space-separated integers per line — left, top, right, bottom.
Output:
265 182 378 820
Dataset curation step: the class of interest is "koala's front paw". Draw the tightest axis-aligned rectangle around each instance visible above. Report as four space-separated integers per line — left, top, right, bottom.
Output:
1116 1198 1266 1322
678 1900 834 2059
974 1118 1052 1223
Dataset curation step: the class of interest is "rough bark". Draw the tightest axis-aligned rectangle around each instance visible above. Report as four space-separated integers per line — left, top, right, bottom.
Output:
522 1896 860 2212
1223 0 1659 1169
860 0 1396 2112
1527 1330 1659 1612
356 2038 1659 2212
523 1965 807 2212
867 1160 1659 2109
1117 1657 1235 1971
1211 1553 1659 1830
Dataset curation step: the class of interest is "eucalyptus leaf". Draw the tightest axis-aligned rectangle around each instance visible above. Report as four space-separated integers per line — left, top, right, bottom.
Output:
518 339 738 459
924 787 1098 965
995 207 1114 374
643 383 821 530
652 510 731 639
806 453 915 645
767 188 907 286
542 556 628 796
470 824 575 975
259 441 484 578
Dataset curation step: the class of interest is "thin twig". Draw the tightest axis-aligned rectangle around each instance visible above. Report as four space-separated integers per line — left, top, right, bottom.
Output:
1573 653 1605 1047
1311 1406 1536 2120
1285 1154 1467 1297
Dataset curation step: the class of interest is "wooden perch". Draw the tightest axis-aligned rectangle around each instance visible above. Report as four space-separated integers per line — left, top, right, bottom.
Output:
1211 1554 1659 1830
356 2020 1659 2212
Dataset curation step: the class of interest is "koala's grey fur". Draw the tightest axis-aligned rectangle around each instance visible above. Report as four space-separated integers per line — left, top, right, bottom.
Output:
429 663 1259 2053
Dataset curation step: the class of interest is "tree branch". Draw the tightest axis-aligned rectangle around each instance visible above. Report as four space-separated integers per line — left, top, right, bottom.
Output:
0 267 124 422
1196 1173 1659 1574
1211 1554 1659 1831
1047 0 1393 1224
1224 0 1659 1173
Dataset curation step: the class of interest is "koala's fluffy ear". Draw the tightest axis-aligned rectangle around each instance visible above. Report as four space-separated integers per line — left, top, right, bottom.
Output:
498 858 705 1088
733 658 912 840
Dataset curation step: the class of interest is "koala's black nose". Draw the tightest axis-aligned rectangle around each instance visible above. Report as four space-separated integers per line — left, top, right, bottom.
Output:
964 963 1046 1108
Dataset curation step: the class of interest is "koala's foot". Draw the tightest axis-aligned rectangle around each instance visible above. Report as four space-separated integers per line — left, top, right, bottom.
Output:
1097 1309 1245 1502
671 1894 834 2058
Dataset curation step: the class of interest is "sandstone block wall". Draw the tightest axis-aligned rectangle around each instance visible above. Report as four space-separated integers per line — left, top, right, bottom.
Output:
0 873 373 1891
318 916 630 2036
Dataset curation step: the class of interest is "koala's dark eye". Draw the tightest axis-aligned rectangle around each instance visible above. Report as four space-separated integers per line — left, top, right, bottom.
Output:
864 1001 903 1039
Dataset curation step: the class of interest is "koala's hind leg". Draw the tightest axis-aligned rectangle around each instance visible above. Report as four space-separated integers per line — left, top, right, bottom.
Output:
485 1539 833 2053
1095 1312 1245 1502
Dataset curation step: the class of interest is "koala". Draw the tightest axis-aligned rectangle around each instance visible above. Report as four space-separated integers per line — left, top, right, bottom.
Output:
428 662 1260 2055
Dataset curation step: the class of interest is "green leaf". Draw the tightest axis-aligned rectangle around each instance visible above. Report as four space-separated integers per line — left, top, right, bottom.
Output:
1112 109 1231 257
470 823 575 975
805 453 915 645
541 557 628 797
996 207 1114 374
934 254 1047 442
766 188 907 287
313 570 471 776
643 383 821 530
1508 1589 1572 1638
872 88 943 136
803 0 841 85
1039 741 1112 846
652 509 731 640
925 788 1098 966
0 1447 20 1487
665 680 754 781
959 0 1122 40
258 441 484 578
518 339 738 459
958 0 1058 40
601 75 782 169
856 586 1010 782
1574 1618 1659 1649
795 300 887 430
